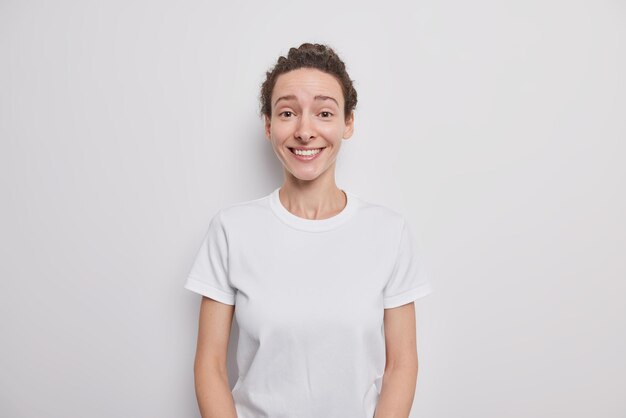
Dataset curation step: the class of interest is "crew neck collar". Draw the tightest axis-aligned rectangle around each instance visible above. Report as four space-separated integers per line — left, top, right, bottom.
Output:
268 186 357 232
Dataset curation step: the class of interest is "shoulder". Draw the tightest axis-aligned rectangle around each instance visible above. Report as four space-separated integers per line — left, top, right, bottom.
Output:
348 192 407 231
211 192 272 229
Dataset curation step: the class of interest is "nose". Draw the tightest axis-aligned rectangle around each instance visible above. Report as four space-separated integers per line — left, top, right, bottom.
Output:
294 113 315 142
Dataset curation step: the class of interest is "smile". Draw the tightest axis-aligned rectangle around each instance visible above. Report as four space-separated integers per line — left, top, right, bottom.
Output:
288 147 326 161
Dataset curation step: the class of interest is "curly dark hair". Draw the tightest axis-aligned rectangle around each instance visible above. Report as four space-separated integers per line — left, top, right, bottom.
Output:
259 43 358 122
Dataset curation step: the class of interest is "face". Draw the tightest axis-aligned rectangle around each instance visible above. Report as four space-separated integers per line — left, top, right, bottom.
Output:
264 67 354 182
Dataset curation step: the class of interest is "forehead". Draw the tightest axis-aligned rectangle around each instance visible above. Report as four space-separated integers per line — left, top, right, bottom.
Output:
272 68 343 105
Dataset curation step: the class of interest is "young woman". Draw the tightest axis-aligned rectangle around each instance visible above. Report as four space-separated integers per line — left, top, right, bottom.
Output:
185 43 433 418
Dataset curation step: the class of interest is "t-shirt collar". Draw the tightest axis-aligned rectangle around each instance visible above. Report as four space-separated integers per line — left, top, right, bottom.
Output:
268 186 357 232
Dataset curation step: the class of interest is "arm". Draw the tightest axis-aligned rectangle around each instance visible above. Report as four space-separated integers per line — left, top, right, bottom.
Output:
193 296 238 418
374 302 419 418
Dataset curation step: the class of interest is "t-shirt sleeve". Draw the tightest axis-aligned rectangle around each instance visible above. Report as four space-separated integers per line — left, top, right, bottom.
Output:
184 210 237 305
383 218 434 309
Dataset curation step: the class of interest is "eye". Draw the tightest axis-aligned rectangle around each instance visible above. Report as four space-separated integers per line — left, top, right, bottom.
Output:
320 111 333 118
279 111 293 118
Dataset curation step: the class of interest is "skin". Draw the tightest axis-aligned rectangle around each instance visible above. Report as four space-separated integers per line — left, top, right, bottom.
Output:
193 297 237 418
192 67 420 418
264 67 354 219
376 303 420 418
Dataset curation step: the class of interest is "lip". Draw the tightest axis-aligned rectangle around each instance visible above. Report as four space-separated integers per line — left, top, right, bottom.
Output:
288 146 326 162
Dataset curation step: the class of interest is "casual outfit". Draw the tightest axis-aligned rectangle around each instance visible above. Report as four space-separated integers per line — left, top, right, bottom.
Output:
185 187 433 418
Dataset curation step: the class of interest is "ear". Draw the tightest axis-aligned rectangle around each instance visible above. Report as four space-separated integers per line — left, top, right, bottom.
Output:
264 114 271 140
343 111 355 139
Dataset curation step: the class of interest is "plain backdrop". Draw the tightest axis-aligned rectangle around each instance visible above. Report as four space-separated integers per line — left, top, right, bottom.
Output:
1 0 624 417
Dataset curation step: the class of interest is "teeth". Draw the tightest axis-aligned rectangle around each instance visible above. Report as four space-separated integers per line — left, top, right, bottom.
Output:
293 148 323 156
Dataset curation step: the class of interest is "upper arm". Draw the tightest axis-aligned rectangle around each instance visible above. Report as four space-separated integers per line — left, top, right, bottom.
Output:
194 296 235 375
383 218 433 309
383 301 418 371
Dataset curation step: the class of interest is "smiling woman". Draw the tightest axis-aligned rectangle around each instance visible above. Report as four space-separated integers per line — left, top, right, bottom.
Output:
262 65 355 185
185 43 433 418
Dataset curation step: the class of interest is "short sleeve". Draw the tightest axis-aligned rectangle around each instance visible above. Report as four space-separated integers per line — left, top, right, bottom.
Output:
184 210 237 305
383 218 434 309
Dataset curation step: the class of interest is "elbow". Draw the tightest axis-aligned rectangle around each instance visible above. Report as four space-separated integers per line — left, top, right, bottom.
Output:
385 361 418 377
385 351 418 374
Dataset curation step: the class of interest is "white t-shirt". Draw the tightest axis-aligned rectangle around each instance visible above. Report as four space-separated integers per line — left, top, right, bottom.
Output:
184 187 433 418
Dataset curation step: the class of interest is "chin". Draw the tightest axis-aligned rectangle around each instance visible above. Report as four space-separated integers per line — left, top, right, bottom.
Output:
291 172 321 182
286 166 323 181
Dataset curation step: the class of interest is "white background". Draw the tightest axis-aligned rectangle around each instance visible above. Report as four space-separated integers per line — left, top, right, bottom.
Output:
1 0 624 417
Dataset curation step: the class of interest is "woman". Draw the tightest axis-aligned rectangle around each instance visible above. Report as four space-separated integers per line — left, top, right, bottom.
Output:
185 43 433 418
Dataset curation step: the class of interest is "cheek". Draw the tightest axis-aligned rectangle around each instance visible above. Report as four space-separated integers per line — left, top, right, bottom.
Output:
319 123 344 140
271 121 292 138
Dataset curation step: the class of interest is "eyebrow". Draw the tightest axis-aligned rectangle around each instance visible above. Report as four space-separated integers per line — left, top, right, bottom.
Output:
274 94 339 107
